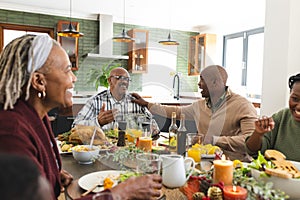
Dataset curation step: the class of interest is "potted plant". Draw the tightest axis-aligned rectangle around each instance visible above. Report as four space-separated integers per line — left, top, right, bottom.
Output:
87 63 121 90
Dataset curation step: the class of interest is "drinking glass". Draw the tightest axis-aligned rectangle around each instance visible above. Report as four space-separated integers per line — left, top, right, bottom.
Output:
136 153 161 175
137 129 152 152
126 114 142 145
112 103 123 122
92 192 120 200
200 158 213 172
186 133 204 163
186 133 203 148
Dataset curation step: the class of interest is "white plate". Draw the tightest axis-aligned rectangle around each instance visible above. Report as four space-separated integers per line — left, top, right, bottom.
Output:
251 160 300 199
78 170 125 193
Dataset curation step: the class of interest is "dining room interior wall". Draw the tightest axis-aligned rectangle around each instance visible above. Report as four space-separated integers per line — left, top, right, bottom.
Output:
260 0 300 116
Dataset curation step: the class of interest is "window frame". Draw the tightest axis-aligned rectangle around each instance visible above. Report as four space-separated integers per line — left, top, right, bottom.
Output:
0 23 54 51
222 27 264 98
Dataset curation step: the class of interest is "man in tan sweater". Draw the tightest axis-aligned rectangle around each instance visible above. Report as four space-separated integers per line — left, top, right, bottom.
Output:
132 65 257 162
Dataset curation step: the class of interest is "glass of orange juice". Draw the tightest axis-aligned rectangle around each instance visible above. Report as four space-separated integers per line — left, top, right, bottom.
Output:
138 130 152 152
126 128 142 145
187 147 201 163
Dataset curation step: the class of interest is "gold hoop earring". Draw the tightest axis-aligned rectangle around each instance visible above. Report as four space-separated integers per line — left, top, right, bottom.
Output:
37 91 46 99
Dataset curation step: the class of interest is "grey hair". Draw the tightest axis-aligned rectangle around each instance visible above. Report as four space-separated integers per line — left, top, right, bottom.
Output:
0 34 57 110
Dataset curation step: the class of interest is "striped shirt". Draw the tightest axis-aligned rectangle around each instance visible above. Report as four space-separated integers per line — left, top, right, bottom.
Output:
73 90 158 132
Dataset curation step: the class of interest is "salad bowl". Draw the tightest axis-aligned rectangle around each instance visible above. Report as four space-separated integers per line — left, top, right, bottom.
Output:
251 160 300 199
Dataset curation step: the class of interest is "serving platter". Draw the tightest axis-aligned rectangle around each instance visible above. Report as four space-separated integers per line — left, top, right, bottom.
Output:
56 140 74 154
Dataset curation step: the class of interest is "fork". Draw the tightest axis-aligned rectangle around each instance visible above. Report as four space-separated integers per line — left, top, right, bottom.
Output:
81 182 104 197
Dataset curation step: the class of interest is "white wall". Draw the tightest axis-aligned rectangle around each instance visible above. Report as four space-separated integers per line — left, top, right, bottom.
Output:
260 0 300 115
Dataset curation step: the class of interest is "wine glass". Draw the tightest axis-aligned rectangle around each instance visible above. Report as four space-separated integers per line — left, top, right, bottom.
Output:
136 153 161 175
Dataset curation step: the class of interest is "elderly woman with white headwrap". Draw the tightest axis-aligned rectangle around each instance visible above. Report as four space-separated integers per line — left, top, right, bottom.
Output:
0 34 76 199
0 34 162 200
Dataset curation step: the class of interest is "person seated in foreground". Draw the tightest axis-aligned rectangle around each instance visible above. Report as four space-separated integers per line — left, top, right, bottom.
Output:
73 67 160 139
246 73 300 162
132 65 257 162
0 34 162 200
0 153 53 200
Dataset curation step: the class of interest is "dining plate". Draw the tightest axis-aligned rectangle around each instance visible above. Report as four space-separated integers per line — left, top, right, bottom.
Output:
78 170 125 193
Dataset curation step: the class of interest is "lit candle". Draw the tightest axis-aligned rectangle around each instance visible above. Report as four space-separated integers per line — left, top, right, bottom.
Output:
223 185 248 200
213 156 233 185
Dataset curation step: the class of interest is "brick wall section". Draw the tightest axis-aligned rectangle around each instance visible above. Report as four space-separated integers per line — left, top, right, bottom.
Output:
0 9 198 92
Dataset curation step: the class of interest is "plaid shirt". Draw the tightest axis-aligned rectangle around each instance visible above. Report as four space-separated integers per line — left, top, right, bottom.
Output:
73 90 159 133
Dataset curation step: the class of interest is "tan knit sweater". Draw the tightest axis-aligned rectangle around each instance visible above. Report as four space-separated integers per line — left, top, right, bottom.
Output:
148 89 257 162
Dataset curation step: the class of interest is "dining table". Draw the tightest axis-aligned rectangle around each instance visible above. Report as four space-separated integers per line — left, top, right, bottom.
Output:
61 154 112 200
61 149 189 200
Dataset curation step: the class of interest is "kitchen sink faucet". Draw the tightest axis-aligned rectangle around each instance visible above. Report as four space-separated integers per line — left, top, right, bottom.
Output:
173 73 180 100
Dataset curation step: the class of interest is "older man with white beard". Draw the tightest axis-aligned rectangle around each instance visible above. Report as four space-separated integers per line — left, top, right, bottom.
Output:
73 67 160 138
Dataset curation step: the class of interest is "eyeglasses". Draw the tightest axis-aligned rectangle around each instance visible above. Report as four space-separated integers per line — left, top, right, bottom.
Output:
110 75 131 82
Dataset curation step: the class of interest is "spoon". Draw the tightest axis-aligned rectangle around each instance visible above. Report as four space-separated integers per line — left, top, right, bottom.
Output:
89 127 97 149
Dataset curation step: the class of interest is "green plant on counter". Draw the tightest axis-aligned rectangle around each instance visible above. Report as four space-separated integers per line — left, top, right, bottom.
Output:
87 63 121 90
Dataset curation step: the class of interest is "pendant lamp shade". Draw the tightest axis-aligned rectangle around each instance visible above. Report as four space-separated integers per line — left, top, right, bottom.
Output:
57 0 84 38
113 29 134 42
113 0 134 42
159 32 179 45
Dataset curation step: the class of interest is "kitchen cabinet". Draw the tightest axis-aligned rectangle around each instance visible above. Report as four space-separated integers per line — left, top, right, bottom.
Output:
127 29 149 73
188 33 216 76
57 20 79 71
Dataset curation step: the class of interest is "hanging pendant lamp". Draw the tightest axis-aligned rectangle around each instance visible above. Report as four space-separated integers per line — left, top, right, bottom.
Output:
158 0 179 46
57 0 84 38
159 32 179 45
113 0 134 42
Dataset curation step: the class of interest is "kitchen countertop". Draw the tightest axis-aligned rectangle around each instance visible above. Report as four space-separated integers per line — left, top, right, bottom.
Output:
72 95 198 105
72 91 201 105
71 92 260 106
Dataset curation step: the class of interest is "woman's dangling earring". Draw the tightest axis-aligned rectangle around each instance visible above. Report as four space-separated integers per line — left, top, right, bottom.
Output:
38 91 46 99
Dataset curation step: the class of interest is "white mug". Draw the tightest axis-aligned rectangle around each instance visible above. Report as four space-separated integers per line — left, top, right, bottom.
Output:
160 154 195 188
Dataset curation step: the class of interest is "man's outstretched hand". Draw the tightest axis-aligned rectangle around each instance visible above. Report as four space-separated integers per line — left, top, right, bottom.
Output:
130 93 149 107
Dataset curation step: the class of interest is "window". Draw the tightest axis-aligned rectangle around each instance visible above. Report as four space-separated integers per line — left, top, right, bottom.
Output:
0 23 54 51
223 27 264 101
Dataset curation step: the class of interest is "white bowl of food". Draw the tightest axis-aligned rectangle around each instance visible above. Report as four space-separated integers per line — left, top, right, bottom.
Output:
251 161 300 199
71 145 100 164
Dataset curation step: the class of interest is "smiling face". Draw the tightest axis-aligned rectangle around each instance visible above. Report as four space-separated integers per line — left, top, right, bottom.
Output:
198 73 211 98
289 81 300 122
108 67 130 100
198 65 228 99
41 44 77 108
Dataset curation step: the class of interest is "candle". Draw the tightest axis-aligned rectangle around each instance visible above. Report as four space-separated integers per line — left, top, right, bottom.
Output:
213 159 233 185
223 185 248 200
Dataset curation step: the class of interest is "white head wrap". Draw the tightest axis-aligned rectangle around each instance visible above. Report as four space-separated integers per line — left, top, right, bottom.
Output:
27 34 53 73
